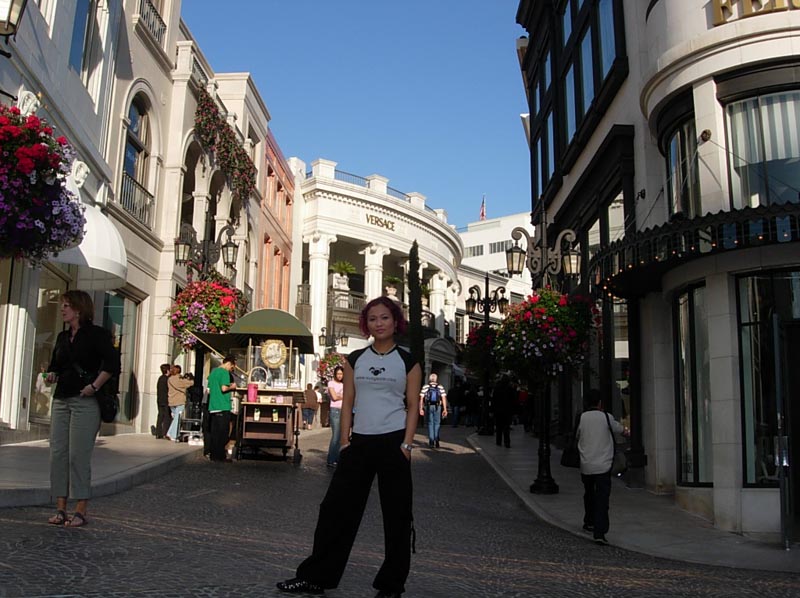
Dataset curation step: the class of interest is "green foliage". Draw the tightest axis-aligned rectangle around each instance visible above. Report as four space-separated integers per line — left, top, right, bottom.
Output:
463 325 499 381
407 241 425 371
383 274 403 286
194 87 256 205
493 288 598 384
330 260 356 275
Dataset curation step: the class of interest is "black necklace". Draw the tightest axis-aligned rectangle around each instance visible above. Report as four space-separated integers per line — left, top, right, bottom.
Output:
372 344 396 358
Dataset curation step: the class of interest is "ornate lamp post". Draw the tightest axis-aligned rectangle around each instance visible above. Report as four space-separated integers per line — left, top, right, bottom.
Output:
173 216 240 384
506 209 580 494
174 221 239 281
464 272 509 435
319 323 349 354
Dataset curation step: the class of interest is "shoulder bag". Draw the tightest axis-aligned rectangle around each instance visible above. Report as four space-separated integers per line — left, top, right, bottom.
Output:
72 362 119 423
604 411 627 476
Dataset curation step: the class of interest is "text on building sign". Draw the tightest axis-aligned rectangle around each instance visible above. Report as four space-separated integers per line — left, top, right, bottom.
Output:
713 0 800 26
365 214 396 231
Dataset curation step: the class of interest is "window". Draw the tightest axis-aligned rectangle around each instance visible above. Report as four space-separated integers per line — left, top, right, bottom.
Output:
580 30 594 116
562 1 572 46
465 245 484 258
69 0 95 74
565 62 577 141
101 292 139 424
726 91 800 209
598 0 616 77
489 240 512 254
666 119 700 218
675 285 712 485
125 99 150 182
739 271 800 486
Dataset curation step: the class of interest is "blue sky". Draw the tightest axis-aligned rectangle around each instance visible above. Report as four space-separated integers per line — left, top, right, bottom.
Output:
181 1 531 230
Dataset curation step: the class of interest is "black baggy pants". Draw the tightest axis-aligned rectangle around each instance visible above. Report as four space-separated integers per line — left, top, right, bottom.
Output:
209 411 231 461
581 470 612 539
156 403 171 438
296 429 412 594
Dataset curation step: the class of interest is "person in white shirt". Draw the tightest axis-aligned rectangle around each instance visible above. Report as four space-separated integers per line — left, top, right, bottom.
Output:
576 389 625 545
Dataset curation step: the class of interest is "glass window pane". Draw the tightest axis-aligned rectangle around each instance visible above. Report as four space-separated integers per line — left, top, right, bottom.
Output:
608 192 624 243
693 287 713 483
759 92 800 205
102 293 139 424
598 0 616 77
69 0 92 72
547 111 555 180
727 98 767 209
565 63 576 141
580 30 594 116
544 51 551 92
677 292 695 483
562 2 572 45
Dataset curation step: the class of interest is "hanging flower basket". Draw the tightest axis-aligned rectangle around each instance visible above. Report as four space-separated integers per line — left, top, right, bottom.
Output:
493 288 599 383
317 352 346 382
0 105 85 265
194 87 256 204
462 324 499 381
169 273 248 350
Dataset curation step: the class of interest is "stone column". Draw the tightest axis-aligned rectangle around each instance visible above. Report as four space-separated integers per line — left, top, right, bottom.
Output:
304 232 337 355
429 271 449 337
192 192 210 242
360 243 390 301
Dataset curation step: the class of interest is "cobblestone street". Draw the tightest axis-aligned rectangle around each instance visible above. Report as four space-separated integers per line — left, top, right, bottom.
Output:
1 427 798 598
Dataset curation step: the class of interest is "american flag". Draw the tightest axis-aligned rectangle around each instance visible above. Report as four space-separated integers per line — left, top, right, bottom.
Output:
479 195 486 220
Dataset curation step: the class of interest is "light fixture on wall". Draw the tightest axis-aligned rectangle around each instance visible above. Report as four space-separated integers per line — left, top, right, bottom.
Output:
174 219 239 281
319 324 348 351
0 0 28 56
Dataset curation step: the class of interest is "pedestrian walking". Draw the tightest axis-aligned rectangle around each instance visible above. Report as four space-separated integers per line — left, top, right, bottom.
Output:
45 290 120 527
207 355 237 462
326 365 345 467
303 382 320 429
492 373 514 448
166 364 192 441
448 378 464 427
277 296 422 597
154 363 171 438
576 389 625 545
418 373 448 448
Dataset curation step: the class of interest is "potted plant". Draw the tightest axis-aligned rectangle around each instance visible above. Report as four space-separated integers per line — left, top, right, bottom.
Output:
330 260 356 290
383 274 403 296
420 283 431 307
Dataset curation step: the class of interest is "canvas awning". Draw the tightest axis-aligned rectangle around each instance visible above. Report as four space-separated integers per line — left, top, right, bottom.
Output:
194 308 315 355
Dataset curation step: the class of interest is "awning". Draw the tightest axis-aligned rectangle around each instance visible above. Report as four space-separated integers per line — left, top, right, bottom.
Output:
51 204 128 290
194 309 316 355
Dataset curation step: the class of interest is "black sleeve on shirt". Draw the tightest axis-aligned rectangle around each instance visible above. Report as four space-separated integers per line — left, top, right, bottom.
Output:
396 346 416 374
347 347 368 369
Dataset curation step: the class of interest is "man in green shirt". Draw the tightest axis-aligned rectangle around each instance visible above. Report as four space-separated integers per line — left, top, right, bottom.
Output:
208 355 237 462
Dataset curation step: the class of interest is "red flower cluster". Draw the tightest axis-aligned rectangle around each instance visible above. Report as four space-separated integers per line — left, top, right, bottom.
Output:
462 325 499 381
169 274 248 350
317 352 346 382
493 288 598 383
0 105 85 264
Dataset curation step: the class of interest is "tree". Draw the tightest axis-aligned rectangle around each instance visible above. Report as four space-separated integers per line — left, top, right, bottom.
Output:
407 241 425 371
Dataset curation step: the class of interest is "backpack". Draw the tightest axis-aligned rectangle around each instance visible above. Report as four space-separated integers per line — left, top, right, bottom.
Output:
425 384 442 405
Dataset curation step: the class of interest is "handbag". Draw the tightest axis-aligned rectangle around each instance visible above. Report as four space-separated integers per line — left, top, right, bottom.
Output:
560 413 581 468
605 412 627 475
72 362 119 423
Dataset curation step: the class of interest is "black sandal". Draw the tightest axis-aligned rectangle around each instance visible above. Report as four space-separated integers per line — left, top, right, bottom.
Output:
48 510 67 525
65 512 88 528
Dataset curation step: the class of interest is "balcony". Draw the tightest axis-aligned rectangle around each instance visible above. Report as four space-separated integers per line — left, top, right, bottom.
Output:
137 0 166 46
120 172 155 228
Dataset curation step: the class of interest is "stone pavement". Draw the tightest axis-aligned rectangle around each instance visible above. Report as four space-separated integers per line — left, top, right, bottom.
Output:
0 426 797 574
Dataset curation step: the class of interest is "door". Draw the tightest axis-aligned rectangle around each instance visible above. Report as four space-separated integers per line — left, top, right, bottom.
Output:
783 323 800 541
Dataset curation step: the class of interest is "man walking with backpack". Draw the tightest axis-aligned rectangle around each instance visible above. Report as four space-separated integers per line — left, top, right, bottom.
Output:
419 373 448 448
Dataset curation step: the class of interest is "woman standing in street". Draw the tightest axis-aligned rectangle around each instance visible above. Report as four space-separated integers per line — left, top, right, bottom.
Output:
45 290 120 527
303 382 320 430
325 365 345 467
278 296 422 598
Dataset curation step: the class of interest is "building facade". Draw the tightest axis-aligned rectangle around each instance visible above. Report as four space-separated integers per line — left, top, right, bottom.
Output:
516 0 800 541
0 1 291 444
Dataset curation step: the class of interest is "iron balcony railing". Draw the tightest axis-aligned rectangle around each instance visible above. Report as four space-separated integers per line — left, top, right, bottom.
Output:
138 0 166 46
120 172 155 228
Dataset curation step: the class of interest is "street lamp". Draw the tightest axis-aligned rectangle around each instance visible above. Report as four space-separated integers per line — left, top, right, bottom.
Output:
506 208 580 495
0 0 29 101
174 221 239 281
464 272 508 435
319 323 349 352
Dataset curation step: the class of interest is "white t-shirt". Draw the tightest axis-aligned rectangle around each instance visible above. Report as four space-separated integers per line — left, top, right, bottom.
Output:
576 409 624 475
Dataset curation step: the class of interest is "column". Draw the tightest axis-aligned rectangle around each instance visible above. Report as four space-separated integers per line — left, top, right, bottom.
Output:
192 192 209 242
429 271 449 337
304 232 337 355
214 215 229 274
360 243 390 301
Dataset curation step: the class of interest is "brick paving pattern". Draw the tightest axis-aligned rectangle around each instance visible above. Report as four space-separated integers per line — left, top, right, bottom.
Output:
0 427 798 597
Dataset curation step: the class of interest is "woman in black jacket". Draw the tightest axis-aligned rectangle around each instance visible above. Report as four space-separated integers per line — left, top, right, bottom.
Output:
45 290 120 527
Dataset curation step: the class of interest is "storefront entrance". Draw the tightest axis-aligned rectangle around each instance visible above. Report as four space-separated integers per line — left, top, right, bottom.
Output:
782 322 800 542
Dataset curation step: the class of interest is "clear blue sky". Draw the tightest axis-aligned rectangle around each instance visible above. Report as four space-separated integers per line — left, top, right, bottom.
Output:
181 1 531 230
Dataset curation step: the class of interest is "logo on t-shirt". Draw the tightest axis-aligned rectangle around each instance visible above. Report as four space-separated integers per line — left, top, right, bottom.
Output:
369 366 386 376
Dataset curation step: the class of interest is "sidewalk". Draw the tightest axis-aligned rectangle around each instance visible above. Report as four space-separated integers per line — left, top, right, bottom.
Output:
1 428 797 573
0 433 198 508
468 427 799 573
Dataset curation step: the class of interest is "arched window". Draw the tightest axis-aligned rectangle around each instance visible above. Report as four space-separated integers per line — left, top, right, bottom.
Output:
125 98 150 183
